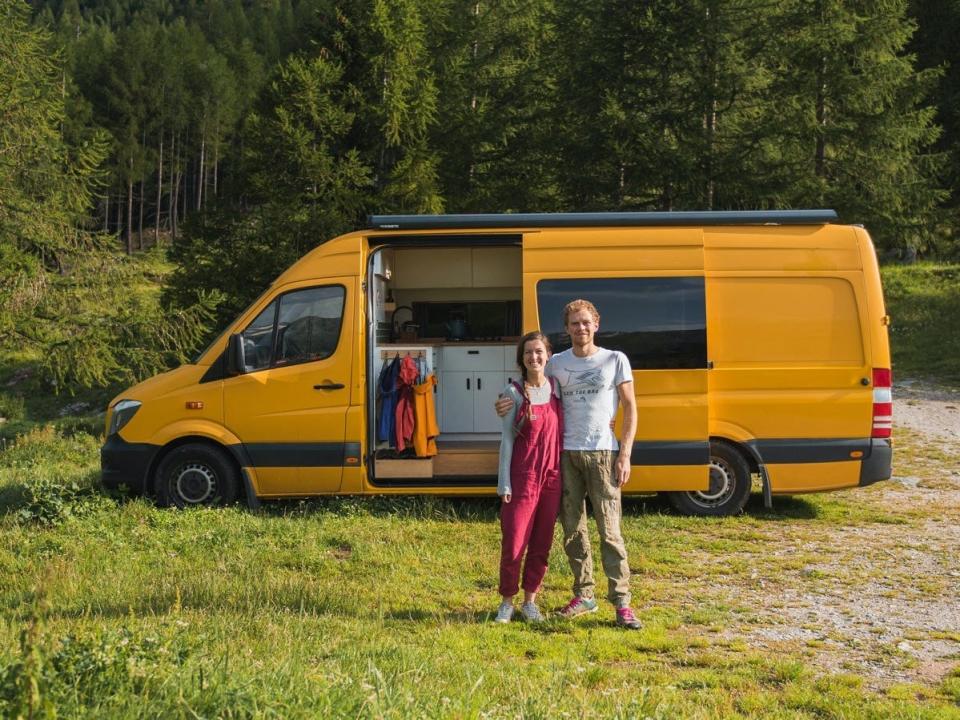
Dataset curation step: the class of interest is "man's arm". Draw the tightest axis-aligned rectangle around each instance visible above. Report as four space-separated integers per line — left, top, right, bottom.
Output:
615 381 637 487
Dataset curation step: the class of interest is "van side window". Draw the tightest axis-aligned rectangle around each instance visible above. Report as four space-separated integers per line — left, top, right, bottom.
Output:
241 300 278 372
536 277 707 369
274 286 345 366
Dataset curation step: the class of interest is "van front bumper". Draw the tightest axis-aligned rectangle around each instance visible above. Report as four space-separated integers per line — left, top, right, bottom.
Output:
859 438 893 486
101 435 159 495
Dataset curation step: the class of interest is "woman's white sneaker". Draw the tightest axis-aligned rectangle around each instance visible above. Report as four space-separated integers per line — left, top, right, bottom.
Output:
521 602 545 623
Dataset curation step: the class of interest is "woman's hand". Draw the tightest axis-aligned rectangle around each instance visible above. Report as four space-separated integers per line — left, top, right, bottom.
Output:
503 493 512 504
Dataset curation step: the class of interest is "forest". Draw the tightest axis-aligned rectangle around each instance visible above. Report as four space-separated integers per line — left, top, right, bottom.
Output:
2 0 959 392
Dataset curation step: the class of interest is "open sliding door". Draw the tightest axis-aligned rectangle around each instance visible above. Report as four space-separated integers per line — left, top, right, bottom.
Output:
522 227 710 492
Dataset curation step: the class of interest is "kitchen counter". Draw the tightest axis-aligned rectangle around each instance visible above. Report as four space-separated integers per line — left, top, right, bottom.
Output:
381 338 519 346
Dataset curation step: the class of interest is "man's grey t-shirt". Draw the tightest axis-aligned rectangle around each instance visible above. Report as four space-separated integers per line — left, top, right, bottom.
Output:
546 347 633 451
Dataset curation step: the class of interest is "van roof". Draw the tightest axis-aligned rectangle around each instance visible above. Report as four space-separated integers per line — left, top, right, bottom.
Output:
367 209 839 231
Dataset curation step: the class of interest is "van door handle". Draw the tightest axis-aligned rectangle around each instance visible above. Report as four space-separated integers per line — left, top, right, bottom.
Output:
314 383 345 390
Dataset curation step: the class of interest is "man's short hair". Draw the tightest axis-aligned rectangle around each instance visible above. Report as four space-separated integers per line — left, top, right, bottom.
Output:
563 299 600 326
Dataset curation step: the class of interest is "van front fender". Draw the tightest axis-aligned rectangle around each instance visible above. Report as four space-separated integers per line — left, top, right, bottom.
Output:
149 419 244 450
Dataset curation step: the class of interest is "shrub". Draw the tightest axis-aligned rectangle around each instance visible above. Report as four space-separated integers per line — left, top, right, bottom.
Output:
15 470 110 526
0 624 190 717
0 394 25 423
0 425 109 524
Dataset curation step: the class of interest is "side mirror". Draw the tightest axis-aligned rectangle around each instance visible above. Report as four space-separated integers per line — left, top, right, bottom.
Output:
227 333 246 375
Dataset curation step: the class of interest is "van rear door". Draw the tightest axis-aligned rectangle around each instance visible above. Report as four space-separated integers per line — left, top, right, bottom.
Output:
524 228 710 492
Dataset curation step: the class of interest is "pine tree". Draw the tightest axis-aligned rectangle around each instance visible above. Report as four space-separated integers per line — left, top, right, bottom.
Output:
163 52 373 327
766 0 945 253
0 0 214 390
433 0 560 212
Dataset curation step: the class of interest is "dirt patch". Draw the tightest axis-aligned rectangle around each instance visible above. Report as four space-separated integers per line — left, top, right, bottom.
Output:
895 379 960 443
701 381 960 689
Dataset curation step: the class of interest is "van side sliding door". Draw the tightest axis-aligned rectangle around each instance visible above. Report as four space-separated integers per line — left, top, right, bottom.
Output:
523 228 710 492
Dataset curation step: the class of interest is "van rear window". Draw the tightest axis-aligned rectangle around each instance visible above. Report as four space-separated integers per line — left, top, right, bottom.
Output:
536 277 707 369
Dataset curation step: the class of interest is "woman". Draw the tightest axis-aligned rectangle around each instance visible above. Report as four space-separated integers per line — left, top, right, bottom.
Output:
494 331 563 623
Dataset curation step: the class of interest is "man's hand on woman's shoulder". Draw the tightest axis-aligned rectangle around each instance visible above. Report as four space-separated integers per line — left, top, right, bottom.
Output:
495 395 515 418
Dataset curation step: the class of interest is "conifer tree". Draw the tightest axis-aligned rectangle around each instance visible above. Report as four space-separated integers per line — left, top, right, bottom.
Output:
0 0 214 390
766 0 944 253
163 52 373 327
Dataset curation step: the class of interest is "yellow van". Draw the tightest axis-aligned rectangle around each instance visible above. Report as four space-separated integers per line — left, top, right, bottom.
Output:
101 210 893 515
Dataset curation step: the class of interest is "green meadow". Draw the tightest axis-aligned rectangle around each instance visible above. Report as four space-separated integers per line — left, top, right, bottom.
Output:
1 264 958 718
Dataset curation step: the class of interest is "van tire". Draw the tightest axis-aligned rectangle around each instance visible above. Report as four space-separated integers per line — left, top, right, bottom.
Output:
666 441 752 517
155 443 239 508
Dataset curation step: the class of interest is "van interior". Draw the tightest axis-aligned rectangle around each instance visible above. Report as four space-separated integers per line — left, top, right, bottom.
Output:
368 242 523 484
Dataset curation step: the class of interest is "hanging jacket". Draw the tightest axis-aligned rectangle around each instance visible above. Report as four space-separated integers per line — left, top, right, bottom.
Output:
394 354 419 451
412 373 440 457
377 356 400 445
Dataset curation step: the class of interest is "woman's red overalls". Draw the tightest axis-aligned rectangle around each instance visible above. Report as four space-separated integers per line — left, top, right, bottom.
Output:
498 379 563 598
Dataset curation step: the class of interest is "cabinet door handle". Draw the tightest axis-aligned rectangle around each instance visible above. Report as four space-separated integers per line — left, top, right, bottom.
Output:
466 378 470 390
477 377 482 390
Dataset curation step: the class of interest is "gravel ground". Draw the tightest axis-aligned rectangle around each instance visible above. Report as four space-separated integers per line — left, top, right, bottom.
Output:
712 379 960 690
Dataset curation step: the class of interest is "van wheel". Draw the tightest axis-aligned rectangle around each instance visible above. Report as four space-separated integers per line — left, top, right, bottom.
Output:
155 444 239 508
666 442 752 517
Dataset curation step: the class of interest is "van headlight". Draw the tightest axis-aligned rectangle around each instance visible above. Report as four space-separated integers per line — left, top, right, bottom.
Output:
109 400 142 436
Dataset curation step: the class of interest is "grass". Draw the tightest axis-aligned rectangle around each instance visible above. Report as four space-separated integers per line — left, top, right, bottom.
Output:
882 262 960 384
0 262 958 717
0 426 958 718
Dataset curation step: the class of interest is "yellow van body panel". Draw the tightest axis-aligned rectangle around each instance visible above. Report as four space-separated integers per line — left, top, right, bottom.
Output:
525 227 710 492
103 216 892 506
766 461 860 493
109 364 223 443
222 275 358 496
704 224 880 493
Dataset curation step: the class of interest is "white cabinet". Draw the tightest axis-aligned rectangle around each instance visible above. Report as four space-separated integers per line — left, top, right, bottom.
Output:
474 371 508 432
441 372 475 433
471 248 522 287
437 345 516 435
442 345 502 371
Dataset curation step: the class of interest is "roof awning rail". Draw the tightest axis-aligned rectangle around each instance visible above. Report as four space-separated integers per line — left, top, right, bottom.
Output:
367 209 839 231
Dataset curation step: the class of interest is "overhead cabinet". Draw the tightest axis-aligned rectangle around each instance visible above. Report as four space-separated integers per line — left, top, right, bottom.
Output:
391 248 521 289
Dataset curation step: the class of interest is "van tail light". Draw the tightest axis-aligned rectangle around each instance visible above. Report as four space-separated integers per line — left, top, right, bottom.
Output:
871 368 892 438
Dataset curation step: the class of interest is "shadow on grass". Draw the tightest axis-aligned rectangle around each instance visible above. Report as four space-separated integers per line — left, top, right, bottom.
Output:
258 495 502 522
19 594 583 630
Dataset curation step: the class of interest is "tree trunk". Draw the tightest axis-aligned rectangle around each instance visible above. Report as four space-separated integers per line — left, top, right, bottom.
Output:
815 1 826 178
126 156 134 254
815 57 826 178
197 131 205 211
138 179 144 249
704 2 718 210
170 131 179 243
213 119 219 198
181 153 188 223
115 190 122 239
155 131 164 245
103 193 109 233
138 129 145 249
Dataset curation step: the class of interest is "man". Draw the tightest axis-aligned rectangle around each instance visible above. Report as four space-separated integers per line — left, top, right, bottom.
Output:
496 299 641 629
